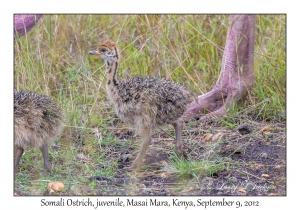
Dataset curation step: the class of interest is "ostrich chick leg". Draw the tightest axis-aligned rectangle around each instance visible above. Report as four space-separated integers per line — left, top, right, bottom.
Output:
40 144 52 173
173 123 185 157
14 146 24 173
132 128 152 170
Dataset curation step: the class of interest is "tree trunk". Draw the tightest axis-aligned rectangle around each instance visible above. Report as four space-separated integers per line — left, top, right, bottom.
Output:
182 15 256 121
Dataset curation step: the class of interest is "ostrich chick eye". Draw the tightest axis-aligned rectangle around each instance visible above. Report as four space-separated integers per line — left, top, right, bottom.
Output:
100 48 106 53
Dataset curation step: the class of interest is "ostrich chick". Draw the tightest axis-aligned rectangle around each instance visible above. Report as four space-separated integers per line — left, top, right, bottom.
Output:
90 40 193 170
14 92 64 173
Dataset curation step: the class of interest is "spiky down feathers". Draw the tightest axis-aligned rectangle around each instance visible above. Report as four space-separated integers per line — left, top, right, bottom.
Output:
107 76 193 133
14 92 65 149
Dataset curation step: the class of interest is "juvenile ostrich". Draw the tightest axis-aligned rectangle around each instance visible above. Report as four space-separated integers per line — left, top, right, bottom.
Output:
90 40 193 170
14 92 64 173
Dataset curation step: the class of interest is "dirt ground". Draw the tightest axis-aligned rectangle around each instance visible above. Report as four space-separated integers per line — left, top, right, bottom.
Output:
85 119 286 196
15 118 285 196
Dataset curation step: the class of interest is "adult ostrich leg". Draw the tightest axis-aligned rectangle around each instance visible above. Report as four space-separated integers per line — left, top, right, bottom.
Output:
14 14 43 38
182 15 256 121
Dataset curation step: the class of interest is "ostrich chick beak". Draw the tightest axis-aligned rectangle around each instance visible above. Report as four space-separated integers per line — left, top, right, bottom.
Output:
89 50 101 55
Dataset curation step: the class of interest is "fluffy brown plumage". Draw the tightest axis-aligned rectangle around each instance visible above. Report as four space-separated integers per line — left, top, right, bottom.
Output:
109 76 192 133
14 92 64 173
90 40 193 170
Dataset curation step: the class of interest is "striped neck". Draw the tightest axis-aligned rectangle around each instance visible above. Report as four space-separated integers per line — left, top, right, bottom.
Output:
105 47 120 89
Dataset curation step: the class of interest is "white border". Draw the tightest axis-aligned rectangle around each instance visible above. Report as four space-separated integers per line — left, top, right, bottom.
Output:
2 0 296 209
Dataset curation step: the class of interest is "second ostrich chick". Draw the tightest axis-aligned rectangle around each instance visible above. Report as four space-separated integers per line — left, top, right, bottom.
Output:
90 40 193 170
14 92 65 173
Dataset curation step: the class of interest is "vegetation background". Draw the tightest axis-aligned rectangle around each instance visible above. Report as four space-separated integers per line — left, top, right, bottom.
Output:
14 15 286 195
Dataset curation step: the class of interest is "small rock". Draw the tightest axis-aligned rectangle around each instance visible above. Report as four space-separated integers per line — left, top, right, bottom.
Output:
204 133 213 141
260 178 267 183
121 154 133 162
260 125 273 132
238 188 246 193
47 181 65 193
238 123 253 135
225 144 233 150
260 126 273 137
262 174 270 178
212 132 225 141
159 173 171 178
261 152 268 158
231 132 239 137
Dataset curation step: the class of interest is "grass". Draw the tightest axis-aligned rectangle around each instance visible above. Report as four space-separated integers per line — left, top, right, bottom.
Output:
14 14 286 195
165 153 229 179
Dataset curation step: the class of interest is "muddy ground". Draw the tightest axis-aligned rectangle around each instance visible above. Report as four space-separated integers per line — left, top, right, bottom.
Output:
15 119 286 196
85 120 286 196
